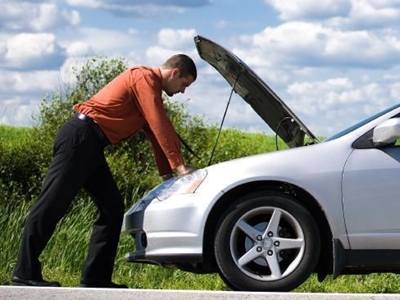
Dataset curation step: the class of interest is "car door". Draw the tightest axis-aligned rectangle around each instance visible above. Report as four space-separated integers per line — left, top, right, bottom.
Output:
342 144 400 249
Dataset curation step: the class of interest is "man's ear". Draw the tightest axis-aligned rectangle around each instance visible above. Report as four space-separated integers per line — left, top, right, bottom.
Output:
171 68 181 77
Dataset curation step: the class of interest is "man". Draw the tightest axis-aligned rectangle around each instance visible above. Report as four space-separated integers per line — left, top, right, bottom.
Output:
11 54 198 288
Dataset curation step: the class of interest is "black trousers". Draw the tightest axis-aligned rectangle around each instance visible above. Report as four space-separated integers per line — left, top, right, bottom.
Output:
13 117 125 282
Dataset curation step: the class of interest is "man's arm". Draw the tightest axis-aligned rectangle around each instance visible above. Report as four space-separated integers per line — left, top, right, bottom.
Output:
144 126 198 180
131 73 184 170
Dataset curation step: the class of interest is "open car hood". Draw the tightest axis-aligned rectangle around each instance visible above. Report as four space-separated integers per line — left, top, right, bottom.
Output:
194 35 318 148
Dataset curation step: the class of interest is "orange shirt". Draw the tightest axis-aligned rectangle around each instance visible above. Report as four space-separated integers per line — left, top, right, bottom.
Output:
73 66 184 176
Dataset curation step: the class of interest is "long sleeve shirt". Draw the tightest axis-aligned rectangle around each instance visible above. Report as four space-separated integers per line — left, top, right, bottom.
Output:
73 66 184 176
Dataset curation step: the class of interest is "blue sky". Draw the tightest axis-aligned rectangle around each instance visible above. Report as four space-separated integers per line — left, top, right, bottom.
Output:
2 0 400 137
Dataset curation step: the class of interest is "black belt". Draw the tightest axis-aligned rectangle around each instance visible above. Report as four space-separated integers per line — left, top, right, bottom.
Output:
74 112 110 148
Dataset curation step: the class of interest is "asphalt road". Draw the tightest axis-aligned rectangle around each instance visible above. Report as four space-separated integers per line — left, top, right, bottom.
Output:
2 286 400 300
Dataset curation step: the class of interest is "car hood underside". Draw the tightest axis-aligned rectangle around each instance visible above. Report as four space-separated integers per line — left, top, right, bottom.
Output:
194 35 318 148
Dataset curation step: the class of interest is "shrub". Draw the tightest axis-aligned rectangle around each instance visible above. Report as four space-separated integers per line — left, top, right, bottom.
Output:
0 132 50 206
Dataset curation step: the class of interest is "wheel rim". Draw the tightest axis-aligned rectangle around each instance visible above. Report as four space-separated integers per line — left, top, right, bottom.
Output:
229 206 305 281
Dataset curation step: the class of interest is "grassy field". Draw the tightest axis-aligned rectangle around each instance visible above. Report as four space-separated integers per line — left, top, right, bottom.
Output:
0 124 31 144
1 124 400 292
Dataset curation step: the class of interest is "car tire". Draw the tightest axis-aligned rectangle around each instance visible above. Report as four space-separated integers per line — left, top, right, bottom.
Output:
214 191 320 291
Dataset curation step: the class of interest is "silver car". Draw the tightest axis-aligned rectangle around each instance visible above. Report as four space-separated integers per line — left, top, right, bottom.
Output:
122 35 400 292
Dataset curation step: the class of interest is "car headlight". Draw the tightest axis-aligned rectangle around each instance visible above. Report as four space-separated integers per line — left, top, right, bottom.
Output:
157 168 207 201
125 169 208 217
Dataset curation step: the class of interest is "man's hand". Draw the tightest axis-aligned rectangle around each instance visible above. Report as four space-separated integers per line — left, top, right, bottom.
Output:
176 164 198 176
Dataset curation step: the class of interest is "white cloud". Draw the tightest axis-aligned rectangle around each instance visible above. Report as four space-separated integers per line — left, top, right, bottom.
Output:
0 33 65 70
265 0 400 30
0 97 40 127
66 0 186 18
0 67 63 127
0 69 61 94
0 1 80 32
66 42 94 57
66 0 101 8
158 28 197 49
264 0 351 21
66 0 209 10
61 9 81 26
282 77 392 136
390 81 400 99
235 21 400 73
145 28 198 64
70 27 139 55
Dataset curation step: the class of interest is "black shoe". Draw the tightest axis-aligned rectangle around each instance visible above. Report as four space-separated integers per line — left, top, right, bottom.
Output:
11 276 61 287
80 280 128 288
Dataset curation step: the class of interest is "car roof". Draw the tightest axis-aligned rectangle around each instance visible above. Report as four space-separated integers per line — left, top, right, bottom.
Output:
194 35 318 148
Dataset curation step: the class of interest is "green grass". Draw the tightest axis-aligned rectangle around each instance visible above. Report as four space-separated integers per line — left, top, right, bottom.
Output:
0 125 31 144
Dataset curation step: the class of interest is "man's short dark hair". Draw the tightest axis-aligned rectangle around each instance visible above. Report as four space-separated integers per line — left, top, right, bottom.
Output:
163 54 197 81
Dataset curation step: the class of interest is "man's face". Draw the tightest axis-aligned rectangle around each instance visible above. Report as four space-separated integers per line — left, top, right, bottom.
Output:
165 68 195 97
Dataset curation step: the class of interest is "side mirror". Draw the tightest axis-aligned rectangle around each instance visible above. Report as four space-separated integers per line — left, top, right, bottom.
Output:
373 118 400 146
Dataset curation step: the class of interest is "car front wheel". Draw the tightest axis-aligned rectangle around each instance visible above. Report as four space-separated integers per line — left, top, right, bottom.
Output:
214 191 320 291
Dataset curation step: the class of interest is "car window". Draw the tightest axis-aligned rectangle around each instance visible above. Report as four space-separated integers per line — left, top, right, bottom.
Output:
325 103 400 142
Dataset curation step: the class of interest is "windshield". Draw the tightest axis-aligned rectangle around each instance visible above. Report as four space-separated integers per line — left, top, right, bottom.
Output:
325 103 400 142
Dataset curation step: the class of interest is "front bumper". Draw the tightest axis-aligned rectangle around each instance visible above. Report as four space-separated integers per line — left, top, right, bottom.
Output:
122 191 209 265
